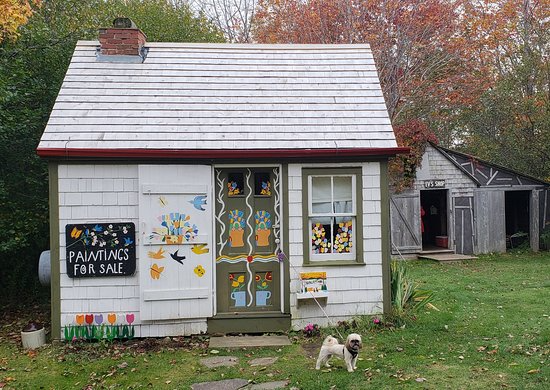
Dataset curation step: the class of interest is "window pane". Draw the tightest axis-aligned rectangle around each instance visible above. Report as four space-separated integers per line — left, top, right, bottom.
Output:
333 176 353 213
254 172 271 196
228 173 244 196
333 217 353 253
311 219 332 254
311 176 332 214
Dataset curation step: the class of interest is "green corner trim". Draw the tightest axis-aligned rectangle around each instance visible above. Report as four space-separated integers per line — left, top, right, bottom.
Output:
379 160 392 315
48 163 61 339
282 164 291 314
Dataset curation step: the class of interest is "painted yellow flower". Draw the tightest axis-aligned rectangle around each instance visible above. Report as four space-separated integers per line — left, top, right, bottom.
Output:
232 281 240 288
237 275 245 283
194 265 206 277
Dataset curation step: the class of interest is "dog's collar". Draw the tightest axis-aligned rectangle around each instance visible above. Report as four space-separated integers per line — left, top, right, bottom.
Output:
346 346 358 358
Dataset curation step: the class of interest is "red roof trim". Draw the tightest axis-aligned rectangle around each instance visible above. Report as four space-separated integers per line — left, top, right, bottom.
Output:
37 147 409 159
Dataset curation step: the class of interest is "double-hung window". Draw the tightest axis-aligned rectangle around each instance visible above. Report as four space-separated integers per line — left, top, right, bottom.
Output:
303 168 363 264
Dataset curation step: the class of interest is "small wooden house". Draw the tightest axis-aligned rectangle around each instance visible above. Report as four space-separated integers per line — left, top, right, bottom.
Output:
391 143 549 256
37 21 405 339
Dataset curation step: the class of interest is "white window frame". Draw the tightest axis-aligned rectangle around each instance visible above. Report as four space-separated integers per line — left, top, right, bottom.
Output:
307 173 357 262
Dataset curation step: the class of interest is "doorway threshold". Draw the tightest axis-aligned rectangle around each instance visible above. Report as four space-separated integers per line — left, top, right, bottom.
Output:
207 312 291 334
419 248 455 255
418 253 477 262
209 334 291 348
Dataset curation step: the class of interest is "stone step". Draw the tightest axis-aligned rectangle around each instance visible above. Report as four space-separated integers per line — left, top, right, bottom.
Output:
209 334 291 349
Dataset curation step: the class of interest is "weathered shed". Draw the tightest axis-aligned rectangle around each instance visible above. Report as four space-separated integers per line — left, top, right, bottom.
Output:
37 21 405 339
391 143 549 255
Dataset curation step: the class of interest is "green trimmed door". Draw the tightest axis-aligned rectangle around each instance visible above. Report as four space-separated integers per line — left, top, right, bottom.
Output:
214 168 282 313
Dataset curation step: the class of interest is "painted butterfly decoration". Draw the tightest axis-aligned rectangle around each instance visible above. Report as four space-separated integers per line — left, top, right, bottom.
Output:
150 263 164 279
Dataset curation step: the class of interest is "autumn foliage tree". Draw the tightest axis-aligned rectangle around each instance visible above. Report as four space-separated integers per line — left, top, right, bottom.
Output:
390 120 439 192
457 0 550 180
0 0 222 303
253 0 550 183
0 0 36 43
254 0 470 127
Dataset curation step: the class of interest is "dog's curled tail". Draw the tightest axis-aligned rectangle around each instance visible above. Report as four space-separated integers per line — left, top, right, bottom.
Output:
322 335 339 346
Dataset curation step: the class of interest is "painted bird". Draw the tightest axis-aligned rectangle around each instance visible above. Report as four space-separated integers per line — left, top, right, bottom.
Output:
191 244 209 255
189 195 207 211
170 249 186 265
147 247 165 259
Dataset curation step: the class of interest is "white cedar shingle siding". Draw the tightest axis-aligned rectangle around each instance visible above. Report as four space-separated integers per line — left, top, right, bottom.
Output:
57 164 207 337
414 144 477 196
39 42 396 151
288 162 384 329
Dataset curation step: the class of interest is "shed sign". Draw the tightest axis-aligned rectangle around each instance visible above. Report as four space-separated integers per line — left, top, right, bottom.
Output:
65 223 136 278
424 180 446 189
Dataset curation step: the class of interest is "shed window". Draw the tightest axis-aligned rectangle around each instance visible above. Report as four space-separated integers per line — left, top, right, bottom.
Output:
303 168 363 264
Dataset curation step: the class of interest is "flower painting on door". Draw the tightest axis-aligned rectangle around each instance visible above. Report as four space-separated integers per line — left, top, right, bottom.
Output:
216 168 281 310
229 210 245 248
255 211 272 247
230 273 246 307
255 271 272 306
150 213 198 244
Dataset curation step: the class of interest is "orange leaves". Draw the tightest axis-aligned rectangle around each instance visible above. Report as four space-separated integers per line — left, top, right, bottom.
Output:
0 0 39 43
389 120 438 192
254 0 466 120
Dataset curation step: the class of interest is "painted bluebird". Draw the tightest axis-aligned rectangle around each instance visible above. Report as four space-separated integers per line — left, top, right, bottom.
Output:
189 195 207 211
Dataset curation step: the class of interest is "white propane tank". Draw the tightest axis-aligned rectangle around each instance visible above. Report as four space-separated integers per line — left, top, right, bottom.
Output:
38 250 51 286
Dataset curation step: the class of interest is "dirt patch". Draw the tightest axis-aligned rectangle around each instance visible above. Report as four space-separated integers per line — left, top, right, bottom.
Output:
0 303 50 347
301 342 320 358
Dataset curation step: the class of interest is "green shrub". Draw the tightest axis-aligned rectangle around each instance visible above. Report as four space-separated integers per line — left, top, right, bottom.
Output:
390 260 434 324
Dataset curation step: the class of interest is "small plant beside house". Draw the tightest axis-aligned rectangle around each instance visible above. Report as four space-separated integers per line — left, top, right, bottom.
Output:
390 260 434 325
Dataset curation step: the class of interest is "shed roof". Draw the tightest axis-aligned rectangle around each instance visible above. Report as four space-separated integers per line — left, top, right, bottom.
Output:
432 143 549 187
37 42 403 160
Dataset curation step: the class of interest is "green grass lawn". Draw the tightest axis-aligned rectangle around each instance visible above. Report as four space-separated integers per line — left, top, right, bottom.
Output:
1 252 548 389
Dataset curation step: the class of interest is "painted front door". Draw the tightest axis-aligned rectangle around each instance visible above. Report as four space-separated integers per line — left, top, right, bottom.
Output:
214 168 282 313
138 165 213 321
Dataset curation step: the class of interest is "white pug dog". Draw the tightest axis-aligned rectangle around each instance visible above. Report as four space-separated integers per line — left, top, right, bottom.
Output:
315 333 362 372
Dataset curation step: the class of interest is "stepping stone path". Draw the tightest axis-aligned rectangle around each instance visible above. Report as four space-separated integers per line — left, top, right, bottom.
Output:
248 380 289 389
191 380 289 390
200 356 239 368
190 378 249 390
249 357 279 367
195 349 287 389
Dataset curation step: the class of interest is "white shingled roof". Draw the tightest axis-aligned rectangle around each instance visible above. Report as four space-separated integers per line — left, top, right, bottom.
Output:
38 42 397 155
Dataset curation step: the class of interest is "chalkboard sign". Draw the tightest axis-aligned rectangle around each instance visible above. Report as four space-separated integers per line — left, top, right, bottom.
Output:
65 223 136 278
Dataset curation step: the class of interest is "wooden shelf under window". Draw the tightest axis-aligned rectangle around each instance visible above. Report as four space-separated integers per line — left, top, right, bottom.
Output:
296 291 329 300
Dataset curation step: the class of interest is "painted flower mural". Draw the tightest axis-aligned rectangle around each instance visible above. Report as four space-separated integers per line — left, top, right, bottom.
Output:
260 181 271 196
228 181 241 196
69 223 133 248
255 211 272 247
229 210 245 247
230 274 247 307
255 271 273 306
63 313 135 341
151 213 199 244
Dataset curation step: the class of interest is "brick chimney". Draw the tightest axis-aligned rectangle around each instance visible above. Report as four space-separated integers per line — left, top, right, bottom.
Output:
98 18 147 59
